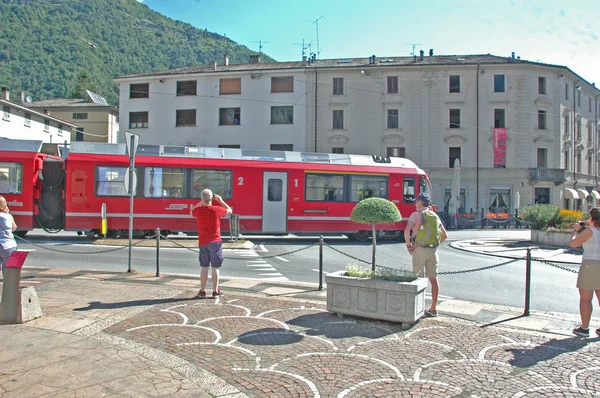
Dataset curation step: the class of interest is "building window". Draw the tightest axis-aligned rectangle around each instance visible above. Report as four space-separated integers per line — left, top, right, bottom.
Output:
387 147 405 158
57 123 63 135
333 78 344 95
588 125 593 143
449 75 460 93
219 78 241 95
129 111 148 128
494 108 506 128
387 76 398 94
565 83 569 100
535 188 550 204
332 110 344 129
537 148 547 168
494 74 505 93
271 76 293 93
44 119 50 132
449 147 461 168
449 109 460 128
588 154 592 175
76 127 84 141
538 110 547 130
332 147 344 154
219 107 241 125
271 106 293 124
576 119 581 141
387 109 398 129
270 144 293 151
2 106 9 121
564 114 570 136
176 80 197 96
176 109 196 127
218 144 241 149
73 113 88 119
130 83 149 99
577 90 581 107
577 153 582 172
564 150 570 171
24 113 31 127
0 162 23 194
590 97 592 112
538 77 546 95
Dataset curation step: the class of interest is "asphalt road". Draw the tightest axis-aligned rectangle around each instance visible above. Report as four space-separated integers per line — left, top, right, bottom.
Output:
13 229 581 315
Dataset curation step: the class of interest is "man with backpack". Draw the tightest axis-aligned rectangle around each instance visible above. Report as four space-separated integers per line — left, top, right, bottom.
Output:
404 192 448 317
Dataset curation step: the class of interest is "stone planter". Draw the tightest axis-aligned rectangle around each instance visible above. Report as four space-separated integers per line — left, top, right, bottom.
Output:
326 270 427 327
530 229 571 247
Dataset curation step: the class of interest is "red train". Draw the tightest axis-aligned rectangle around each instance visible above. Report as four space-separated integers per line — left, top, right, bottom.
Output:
0 139 432 241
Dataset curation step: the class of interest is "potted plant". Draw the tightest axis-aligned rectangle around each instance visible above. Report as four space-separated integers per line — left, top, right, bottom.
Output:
326 198 427 327
523 205 581 246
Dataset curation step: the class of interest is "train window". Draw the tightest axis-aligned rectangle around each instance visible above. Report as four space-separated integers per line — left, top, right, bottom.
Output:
96 166 131 196
191 170 232 200
404 177 416 203
419 177 432 197
268 179 283 202
306 174 345 202
350 175 387 202
0 162 23 194
143 167 186 198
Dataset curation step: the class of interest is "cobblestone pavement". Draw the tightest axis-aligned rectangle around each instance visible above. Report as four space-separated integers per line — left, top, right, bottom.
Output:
102 291 600 398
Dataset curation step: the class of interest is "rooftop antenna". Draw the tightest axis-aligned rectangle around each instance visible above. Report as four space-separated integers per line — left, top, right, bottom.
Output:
251 40 270 54
292 39 313 58
405 43 422 56
308 16 323 59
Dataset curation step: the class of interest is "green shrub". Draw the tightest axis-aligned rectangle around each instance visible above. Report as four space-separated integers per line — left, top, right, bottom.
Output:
345 264 416 282
350 197 401 224
521 205 561 230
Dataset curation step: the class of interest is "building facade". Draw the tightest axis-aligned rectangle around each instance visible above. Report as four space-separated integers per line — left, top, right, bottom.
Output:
28 91 119 144
0 88 75 147
115 54 600 212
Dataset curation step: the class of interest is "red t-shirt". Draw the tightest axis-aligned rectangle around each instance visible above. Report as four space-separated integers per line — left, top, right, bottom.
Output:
191 205 228 246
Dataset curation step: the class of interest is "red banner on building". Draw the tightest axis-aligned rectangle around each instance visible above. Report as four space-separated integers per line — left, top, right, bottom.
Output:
493 128 507 168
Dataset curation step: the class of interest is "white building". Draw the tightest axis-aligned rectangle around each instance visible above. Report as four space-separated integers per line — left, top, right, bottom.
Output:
1 88 75 147
115 53 600 212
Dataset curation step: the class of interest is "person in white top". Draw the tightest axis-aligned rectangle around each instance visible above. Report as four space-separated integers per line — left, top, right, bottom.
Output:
0 196 18 280
569 207 600 337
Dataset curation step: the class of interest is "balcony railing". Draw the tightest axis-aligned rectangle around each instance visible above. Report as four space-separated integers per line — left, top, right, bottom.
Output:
529 168 566 184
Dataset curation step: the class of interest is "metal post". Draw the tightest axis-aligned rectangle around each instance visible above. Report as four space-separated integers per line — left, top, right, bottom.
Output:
524 248 532 316
128 136 135 273
481 208 485 229
318 235 324 290
156 227 161 277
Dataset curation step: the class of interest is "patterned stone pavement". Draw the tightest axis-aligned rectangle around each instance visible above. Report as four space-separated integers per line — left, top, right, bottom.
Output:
103 292 600 398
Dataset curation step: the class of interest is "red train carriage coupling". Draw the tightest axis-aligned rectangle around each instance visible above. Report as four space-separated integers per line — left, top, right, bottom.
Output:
0 139 433 241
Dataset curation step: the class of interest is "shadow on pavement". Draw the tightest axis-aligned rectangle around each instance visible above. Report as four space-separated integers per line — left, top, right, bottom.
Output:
506 337 596 368
73 296 199 311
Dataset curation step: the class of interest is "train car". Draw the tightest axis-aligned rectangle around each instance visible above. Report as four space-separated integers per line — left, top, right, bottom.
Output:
61 142 432 240
0 139 64 237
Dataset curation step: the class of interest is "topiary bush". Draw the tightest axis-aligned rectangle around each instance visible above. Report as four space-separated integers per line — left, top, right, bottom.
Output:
521 204 561 230
350 197 402 272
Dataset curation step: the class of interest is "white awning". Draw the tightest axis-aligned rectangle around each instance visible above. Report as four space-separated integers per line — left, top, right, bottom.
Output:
563 188 578 199
577 189 589 199
591 190 600 200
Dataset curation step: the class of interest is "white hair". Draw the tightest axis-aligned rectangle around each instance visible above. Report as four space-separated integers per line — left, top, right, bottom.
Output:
200 189 213 203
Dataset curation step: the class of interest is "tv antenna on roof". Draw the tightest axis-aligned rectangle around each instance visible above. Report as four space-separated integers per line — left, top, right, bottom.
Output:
308 16 323 59
251 40 270 54
405 43 422 56
292 39 313 58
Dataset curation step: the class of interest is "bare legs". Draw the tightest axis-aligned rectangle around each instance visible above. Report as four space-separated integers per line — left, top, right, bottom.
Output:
200 266 220 293
429 277 439 311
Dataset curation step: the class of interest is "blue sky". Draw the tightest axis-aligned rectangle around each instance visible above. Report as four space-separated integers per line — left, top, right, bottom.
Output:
138 0 599 86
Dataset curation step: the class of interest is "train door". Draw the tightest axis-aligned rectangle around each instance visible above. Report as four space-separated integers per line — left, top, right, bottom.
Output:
262 172 287 233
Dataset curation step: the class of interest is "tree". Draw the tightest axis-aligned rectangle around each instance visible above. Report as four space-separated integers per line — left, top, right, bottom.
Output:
350 198 401 272
70 70 97 99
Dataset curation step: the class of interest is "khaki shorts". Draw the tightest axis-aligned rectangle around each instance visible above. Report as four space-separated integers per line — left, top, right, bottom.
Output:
412 245 438 278
577 259 600 290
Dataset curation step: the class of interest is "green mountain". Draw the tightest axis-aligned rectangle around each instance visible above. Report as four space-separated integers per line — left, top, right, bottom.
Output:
0 0 274 106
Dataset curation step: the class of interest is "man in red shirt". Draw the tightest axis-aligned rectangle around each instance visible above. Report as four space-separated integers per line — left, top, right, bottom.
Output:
190 189 232 298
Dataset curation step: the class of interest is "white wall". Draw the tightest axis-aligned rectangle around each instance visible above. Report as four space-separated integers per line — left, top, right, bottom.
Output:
0 104 71 145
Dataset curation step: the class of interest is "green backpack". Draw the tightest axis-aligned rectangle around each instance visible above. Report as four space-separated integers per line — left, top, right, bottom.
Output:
414 209 442 247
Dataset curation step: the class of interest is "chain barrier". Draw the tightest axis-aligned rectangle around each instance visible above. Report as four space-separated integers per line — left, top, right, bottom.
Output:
13 233 152 255
438 257 522 275
532 257 579 274
323 242 372 266
160 234 318 261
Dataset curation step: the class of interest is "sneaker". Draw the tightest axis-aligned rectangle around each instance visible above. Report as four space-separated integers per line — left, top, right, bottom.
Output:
212 290 224 299
197 290 207 299
424 309 438 318
572 326 589 337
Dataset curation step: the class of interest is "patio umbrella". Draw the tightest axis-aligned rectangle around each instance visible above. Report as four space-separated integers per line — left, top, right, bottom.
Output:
449 158 461 228
513 190 520 214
